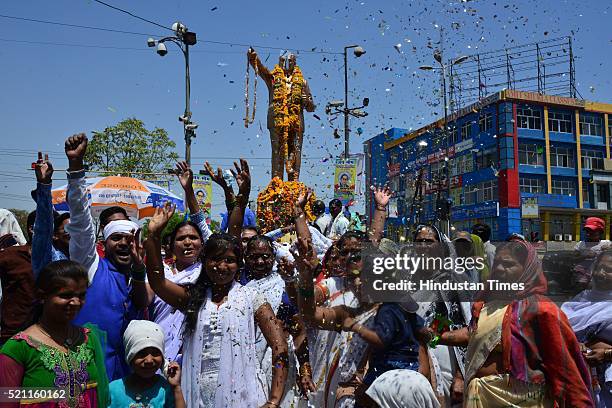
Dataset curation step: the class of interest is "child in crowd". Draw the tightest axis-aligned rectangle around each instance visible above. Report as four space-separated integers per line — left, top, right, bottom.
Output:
108 320 185 408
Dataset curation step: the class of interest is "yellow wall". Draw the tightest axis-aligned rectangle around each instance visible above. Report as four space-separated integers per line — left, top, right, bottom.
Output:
542 211 550 241
575 110 583 209
606 113 610 159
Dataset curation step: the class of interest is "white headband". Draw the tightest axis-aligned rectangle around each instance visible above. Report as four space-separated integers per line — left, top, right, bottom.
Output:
123 320 165 364
103 219 138 240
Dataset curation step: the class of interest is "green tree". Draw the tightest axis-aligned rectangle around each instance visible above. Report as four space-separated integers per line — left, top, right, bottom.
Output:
85 118 179 177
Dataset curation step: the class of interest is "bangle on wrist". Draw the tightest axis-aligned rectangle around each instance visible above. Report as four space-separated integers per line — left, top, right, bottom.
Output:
299 362 313 378
266 401 280 408
375 205 387 211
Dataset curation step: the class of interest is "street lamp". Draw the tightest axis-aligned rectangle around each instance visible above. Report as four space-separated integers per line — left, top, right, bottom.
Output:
419 53 469 234
325 45 367 158
148 22 198 166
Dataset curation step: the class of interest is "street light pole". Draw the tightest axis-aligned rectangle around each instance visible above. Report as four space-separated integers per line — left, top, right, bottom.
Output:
341 45 366 159
344 47 350 159
420 53 469 235
183 42 193 166
148 23 197 167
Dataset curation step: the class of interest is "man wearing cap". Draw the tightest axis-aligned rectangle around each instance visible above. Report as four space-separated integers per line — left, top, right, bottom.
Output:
63 133 151 381
573 216 611 290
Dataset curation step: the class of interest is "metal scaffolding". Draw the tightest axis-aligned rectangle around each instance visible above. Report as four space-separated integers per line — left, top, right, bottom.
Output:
448 36 580 113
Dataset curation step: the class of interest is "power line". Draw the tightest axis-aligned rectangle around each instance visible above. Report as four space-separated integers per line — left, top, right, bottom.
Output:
91 0 173 32
0 14 164 37
0 13 341 55
0 38 150 51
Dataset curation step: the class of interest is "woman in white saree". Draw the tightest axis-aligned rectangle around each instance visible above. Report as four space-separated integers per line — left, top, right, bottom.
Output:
144 160 288 408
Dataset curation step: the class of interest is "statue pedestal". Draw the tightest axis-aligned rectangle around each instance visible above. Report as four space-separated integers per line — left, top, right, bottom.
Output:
256 177 316 233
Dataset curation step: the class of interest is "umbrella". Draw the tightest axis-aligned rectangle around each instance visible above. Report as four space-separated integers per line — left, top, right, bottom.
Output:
51 176 184 220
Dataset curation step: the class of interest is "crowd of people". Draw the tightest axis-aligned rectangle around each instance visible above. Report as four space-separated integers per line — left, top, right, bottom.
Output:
0 133 610 407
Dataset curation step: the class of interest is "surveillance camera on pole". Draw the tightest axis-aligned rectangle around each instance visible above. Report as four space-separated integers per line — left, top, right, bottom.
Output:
147 38 156 47
156 42 168 56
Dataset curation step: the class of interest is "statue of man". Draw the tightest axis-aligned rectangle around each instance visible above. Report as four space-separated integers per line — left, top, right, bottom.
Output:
248 48 315 180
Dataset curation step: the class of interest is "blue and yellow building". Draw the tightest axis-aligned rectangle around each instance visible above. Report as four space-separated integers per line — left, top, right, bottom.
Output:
364 90 612 241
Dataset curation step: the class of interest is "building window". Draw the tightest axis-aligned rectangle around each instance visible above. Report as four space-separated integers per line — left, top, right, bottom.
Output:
478 180 498 202
597 184 608 208
450 188 461 206
475 147 498 170
581 149 604 170
517 106 542 130
552 179 575 196
548 111 572 133
464 184 478 205
583 185 590 207
479 113 493 133
390 151 399 165
461 122 472 140
550 146 575 168
448 126 459 145
518 143 544 166
579 113 603 136
520 177 545 194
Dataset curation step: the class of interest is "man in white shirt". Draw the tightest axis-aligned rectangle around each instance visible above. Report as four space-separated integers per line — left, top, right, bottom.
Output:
311 200 331 234
325 199 350 240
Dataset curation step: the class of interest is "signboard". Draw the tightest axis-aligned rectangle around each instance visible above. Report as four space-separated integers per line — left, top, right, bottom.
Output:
521 196 539 218
334 158 357 205
521 192 577 209
192 175 213 223
451 201 499 221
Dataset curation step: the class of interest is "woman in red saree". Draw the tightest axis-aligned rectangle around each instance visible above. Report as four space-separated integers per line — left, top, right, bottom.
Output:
437 237 593 407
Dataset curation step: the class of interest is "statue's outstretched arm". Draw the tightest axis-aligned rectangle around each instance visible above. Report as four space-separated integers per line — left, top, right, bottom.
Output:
248 48 273 85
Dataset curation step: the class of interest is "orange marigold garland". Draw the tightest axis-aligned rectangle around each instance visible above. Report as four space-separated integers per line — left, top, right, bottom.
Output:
257 177 316 233
271 64 305 175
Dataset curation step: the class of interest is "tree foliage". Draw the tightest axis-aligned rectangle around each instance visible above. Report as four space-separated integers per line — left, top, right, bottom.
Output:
85 118 179 177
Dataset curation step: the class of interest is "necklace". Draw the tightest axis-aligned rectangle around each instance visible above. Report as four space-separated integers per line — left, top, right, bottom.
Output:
37 322 75 349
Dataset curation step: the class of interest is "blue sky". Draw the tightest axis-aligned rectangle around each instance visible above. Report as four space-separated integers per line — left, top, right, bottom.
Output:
0 0 610 220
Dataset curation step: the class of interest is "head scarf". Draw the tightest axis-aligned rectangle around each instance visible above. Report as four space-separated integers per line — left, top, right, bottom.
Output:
472 238 593 406
470 233 490 281
365 369 440 408
103 219 138 241
123 320 165 364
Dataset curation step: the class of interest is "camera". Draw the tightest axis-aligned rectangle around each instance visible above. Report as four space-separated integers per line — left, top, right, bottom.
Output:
156 43 168 57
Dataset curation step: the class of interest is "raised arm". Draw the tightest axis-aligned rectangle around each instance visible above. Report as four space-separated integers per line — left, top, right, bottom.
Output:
64 134 99 282
203 161 236 223
31 152 55 280
247 47 273 85
144 203 190 309
175 161 212 242
293 234 349 331
227 159 250 239
369 185 393 245
255 302 289 408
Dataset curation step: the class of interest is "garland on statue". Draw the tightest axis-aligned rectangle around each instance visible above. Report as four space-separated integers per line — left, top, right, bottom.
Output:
271 64 305 175
257 177 315 233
